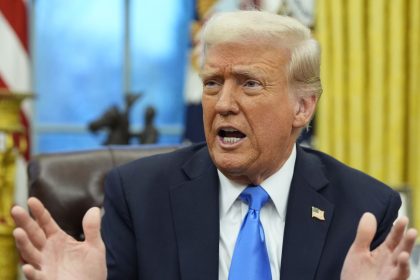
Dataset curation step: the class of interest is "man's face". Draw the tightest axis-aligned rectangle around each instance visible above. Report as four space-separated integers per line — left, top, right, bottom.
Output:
201 41 305 185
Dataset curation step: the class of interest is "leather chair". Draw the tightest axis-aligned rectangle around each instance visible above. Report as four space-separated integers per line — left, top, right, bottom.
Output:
28 145 179 241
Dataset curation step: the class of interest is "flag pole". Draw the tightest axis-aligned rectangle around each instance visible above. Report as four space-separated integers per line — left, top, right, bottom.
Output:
30 0 37 155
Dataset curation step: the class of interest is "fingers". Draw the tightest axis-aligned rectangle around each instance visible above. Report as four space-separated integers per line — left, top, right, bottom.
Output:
351 212 378 251
13 228 42 266
11 206 46 249
384 216 409 251
83 207 103 247
28 197 61 237
397 228 418 254
22 264 46 280
392 252 411 280
384 216 417 268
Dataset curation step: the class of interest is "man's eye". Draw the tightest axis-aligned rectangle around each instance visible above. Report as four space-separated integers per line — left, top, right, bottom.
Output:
202 80 222 95
243 80 262 88
203 80 221 89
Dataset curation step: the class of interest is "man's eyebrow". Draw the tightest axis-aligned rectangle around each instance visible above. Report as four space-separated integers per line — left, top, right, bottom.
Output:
199 69 219 79
231 67 266 78
199 66 267 79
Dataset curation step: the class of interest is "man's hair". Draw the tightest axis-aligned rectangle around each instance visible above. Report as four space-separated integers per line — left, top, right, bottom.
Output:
201 10 322 98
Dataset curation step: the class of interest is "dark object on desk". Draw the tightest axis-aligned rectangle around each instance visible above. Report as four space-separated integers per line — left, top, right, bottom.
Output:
88 105 130 145
136 106 159 144
88 94 141 145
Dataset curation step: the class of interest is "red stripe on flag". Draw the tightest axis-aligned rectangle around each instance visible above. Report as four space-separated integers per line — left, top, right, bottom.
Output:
0 74 9 88
0 0 29 52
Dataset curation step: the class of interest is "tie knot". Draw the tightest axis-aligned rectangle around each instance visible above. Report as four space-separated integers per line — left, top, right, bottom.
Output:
240 185 269 211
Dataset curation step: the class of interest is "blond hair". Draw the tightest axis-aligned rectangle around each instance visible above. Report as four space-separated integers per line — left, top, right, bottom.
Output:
201 10 322 98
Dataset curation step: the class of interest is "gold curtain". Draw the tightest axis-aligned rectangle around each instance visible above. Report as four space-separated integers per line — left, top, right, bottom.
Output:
315 0 420 230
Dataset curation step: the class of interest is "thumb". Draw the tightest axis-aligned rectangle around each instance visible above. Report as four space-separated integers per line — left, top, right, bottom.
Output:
82 207 103 246
351 212 377 252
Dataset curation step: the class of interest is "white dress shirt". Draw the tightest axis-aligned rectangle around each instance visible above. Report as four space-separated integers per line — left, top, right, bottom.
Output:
218 145 296 280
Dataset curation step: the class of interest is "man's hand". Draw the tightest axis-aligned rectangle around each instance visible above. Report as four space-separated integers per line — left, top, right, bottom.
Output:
11 197 107 280
341 213 418 280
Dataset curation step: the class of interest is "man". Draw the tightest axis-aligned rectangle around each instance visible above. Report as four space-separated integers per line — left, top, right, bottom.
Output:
11 10 417 280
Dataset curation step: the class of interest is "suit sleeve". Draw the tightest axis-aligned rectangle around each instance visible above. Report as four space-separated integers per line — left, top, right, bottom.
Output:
101 168 138 279
371 190 402 249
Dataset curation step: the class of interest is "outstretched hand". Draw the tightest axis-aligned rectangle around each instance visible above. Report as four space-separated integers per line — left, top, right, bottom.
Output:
341 213 418 280
11 198 107 280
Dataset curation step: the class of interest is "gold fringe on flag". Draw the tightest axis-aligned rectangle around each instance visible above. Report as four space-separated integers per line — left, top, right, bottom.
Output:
0 91 31 280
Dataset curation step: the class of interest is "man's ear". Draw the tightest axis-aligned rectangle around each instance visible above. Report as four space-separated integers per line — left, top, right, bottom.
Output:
292 95 318 128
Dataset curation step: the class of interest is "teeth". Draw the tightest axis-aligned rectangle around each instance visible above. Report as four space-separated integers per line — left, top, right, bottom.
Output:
223 137 241 144
223 128 238 132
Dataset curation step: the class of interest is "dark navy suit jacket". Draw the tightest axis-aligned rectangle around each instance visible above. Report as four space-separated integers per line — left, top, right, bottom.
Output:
101 143 401 280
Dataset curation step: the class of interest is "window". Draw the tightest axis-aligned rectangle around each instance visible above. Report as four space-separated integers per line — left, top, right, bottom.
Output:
33 0 192 153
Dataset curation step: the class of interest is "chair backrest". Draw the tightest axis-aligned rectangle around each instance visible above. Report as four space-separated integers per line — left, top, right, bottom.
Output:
28 145 179 240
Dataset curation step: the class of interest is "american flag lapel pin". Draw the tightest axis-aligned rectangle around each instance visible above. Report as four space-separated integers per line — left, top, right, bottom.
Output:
311 206 325 221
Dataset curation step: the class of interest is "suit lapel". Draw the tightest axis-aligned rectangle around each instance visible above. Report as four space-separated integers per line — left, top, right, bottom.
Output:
280 146 334 280
169 147 220 280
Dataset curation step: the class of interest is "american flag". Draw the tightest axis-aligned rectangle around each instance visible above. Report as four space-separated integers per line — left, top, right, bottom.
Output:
311 206 326 221
0 3 32 279
0 0 31 204
0 0 31 93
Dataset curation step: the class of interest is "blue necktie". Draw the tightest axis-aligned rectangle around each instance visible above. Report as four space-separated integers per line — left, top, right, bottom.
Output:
228 185 272 280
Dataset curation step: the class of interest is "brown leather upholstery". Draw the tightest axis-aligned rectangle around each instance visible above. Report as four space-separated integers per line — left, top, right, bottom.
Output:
28 145 179 240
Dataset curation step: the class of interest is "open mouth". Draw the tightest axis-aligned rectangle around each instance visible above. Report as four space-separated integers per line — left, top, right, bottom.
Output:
217 127 246 144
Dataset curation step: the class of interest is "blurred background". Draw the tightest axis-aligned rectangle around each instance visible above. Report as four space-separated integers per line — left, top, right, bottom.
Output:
0 0 419 279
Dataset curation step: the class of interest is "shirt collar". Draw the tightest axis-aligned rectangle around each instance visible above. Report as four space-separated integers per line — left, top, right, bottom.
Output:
218 144 297 219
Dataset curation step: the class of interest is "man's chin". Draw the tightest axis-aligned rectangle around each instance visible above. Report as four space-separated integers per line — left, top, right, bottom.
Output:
217 166 252 185
212 153 249 177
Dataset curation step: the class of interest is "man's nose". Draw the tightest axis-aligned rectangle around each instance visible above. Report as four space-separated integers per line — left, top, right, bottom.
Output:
214 83 239 116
